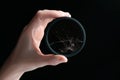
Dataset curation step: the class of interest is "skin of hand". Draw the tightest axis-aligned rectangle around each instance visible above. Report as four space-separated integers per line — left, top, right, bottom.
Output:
0 10 71 80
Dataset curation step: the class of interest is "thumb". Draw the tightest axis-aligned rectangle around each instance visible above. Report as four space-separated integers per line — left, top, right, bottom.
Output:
43 54 68 66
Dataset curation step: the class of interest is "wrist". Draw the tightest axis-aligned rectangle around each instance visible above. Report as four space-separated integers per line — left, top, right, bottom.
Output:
0 56 25 80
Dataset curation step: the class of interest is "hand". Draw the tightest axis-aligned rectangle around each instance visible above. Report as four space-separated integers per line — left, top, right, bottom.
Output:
0 10 71 80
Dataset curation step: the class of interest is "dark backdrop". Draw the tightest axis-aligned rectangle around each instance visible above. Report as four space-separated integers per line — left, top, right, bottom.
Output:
0 0 120 80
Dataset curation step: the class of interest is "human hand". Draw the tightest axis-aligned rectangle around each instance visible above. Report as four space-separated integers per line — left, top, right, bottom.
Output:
0 10 71 80
10 9 71 71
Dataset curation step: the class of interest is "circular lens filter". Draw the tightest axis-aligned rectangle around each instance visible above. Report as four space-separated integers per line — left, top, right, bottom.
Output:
40 17 86 57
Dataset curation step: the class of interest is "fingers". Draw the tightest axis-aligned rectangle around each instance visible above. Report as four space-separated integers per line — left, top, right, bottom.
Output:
42 54 68 66
33 9 71 29
27 10 71 30
37 9 71 18
24 9 71 37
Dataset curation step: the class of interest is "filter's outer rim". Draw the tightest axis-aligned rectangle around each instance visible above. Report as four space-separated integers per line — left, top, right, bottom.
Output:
45 17 86 57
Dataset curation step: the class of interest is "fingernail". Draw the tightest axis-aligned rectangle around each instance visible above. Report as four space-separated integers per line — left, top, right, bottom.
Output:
66 12 71 17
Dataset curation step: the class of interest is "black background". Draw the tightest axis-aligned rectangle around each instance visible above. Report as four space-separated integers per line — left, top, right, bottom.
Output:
0 0 120 80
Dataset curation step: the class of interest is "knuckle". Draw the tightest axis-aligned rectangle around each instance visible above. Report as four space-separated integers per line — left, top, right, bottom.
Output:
36 10 42 17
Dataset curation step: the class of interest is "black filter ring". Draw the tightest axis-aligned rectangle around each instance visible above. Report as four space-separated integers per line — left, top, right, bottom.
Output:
41 17 86 57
